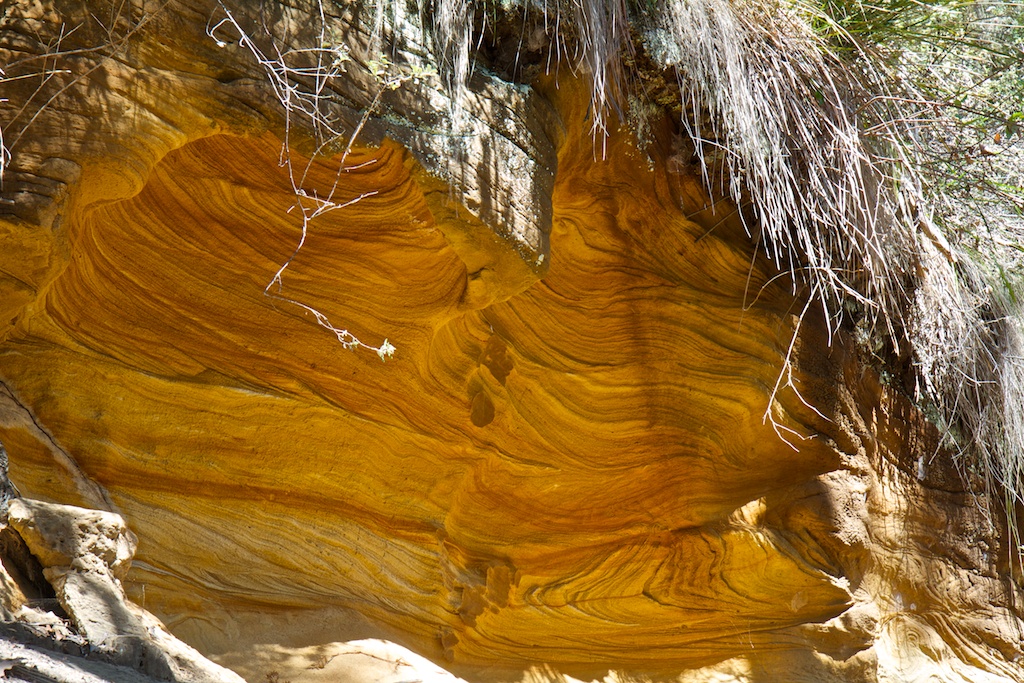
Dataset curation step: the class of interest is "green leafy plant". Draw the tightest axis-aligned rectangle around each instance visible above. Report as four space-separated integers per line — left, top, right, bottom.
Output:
207 0 1024 544
495 0 1024 543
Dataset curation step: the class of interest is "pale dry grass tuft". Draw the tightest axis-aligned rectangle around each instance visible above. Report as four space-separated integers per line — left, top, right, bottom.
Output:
517 0 1024 539
208 0 1024 536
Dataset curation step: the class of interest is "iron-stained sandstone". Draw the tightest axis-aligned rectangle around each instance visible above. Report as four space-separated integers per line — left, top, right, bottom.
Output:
1 1 1022 682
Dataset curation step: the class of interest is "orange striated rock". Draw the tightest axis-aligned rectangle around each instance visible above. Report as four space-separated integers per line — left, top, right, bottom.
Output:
1 1 1022 682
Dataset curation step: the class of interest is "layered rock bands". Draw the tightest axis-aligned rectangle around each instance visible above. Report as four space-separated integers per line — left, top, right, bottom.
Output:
1 1 1022 682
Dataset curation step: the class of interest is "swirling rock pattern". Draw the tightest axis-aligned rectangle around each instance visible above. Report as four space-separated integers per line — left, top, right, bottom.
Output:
1 1 1022 682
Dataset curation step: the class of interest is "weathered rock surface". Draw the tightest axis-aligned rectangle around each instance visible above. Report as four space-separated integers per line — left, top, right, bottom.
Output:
0 492 246 682
1 1 1022 682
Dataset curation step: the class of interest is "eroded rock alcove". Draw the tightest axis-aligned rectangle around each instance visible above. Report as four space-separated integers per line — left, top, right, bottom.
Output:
2 1 1022 682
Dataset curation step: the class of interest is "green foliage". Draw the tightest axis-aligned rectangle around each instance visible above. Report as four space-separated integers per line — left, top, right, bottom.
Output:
812 1 1024 244
212 0 1023 531
554 0 1024 535
795 0 1024 534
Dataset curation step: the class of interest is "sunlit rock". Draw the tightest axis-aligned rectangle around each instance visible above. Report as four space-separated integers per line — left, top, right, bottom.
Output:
1 1 1021 682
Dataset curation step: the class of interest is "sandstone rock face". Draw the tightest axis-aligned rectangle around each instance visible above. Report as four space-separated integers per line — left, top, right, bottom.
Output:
2 1 1022 682
1 495 246 683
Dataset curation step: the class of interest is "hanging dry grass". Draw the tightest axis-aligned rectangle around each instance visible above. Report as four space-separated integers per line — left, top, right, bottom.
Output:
214 0 1021 534
421 0 1024 540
